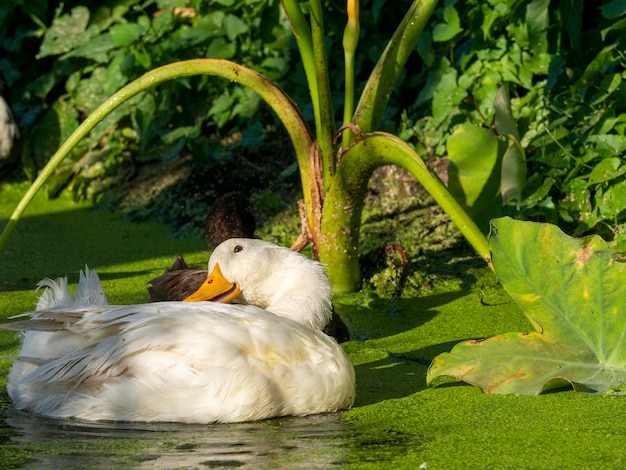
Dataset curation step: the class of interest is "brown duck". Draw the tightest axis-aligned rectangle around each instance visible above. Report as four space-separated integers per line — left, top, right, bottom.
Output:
148 192 349 342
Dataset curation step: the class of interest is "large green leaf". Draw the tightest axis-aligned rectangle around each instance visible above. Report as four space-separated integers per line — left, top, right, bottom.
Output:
427 217 626 395
446 123 501 233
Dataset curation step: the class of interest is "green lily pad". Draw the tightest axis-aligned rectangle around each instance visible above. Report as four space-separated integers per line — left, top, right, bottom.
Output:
427 217 626 395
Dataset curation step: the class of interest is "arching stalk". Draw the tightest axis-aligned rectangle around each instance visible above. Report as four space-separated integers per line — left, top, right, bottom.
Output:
0 59 313 253
321 132 491 292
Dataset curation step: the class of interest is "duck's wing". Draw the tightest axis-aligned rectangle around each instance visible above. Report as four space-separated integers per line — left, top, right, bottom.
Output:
1 311 86 332
148 256 207 301
2 304 127 401
5 304 194 388
7 303 355 422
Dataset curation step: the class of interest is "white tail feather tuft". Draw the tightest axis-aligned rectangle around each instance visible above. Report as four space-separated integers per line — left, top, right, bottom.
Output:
35 266 108 311
35 277 72 310
75 265 107 307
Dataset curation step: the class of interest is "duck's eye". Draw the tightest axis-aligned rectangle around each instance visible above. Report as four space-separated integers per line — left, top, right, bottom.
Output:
233 244 243 253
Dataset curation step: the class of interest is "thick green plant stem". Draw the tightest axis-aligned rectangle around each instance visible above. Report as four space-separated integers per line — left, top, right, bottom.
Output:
354 0 438 132
321 132 492 293
0 59 313 254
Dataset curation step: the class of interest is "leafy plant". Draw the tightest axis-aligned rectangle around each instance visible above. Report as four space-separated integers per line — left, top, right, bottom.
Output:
2 0 292 196
445 85 525 234
0 0 493 293
428 217 626 395
404 0 626 247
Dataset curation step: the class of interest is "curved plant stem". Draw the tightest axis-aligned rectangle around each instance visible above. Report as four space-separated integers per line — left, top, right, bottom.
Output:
321 132 492 292
0 59 313 253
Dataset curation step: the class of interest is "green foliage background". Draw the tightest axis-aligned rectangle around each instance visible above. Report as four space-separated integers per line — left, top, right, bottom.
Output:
1 0 625 245
1 0 297 197
406 0 626 247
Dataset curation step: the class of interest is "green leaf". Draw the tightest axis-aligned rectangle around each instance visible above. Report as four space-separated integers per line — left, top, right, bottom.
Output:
432 6 462 42
110 23 146 47
37 6 92 59
493 84 525 205
494 85 520 141
446 124 501 233
232 87 261 119
206 37 236 59
428 217 626 395
500 138 526 206
522 174 554 209
431 59 468 125
561 0 582 50
160 126 200 145
601 17 626 41
562 178 592 214
416 31 434 67
60 33 116 63
223 14 248 41
600 0 626 19
597 180 626 219
525 0 550 53
576 44 619 90
588 134 626 157
179 14 221 45
587 157 626 186
208 92 235 128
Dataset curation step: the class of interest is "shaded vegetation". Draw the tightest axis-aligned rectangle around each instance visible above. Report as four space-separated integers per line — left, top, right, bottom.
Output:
407 0 626 247
1 0 625 251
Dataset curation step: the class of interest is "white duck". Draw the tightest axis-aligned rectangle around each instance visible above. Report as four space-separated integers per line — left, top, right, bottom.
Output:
3 238 356 423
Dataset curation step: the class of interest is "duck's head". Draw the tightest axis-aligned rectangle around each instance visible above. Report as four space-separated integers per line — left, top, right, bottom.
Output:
205 192 256 249
184 238 333 330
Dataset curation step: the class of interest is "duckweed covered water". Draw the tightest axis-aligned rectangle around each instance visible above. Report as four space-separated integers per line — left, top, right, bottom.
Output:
2 183 625 469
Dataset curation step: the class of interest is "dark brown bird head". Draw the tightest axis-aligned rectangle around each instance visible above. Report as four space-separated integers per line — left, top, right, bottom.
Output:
205 192 256 249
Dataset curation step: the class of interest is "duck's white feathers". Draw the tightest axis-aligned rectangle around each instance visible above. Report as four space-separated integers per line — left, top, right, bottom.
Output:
34 265 106 311
212 240 333 331
4 244 355 423
9 303 354 423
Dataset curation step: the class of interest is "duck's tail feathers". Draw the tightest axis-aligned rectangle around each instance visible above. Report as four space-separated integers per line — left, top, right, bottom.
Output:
35 266 107 311
75 265 107 307
36 276 72 310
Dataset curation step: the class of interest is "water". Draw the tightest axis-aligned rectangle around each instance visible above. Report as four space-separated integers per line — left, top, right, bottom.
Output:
1 407 365 469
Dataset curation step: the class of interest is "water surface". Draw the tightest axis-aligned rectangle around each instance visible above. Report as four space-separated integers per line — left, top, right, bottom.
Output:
1 407 367 469
1 401 418 469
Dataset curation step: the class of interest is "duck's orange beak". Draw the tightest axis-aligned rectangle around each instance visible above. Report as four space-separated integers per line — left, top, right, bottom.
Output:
182 263 241 303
